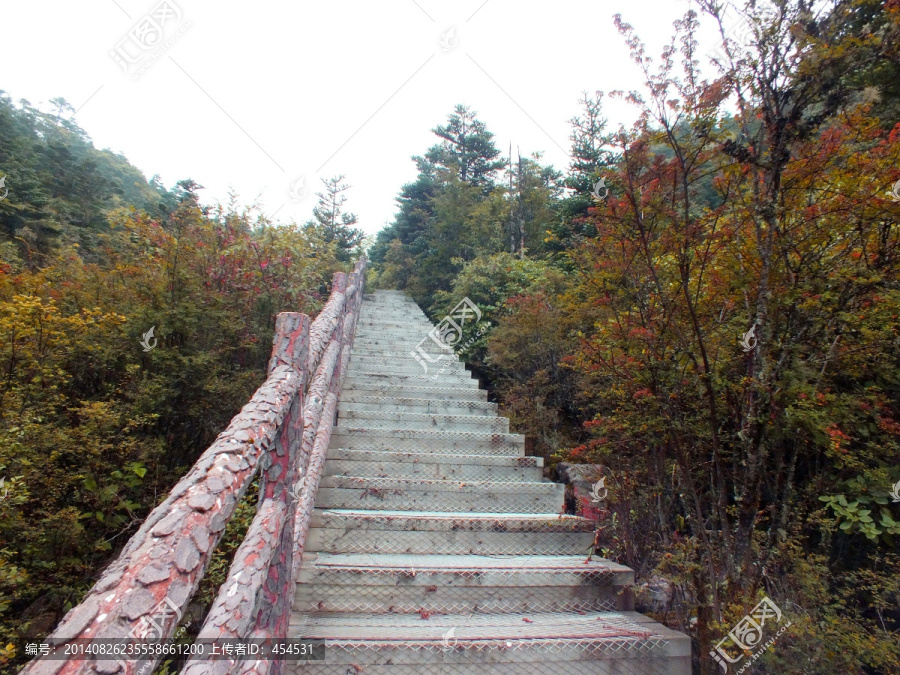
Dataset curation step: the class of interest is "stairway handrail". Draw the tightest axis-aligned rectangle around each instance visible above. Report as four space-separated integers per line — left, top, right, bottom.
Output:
22 257 367 675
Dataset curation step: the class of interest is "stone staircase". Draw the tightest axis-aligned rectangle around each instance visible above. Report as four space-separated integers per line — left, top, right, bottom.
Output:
288 290 691 674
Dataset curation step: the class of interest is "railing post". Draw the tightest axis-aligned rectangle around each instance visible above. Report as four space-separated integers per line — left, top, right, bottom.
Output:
186 314 310 654
261 312 310 504
290 260 366 578
249 313 310 641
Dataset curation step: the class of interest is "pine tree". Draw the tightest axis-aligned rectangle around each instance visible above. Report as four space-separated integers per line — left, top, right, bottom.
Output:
424 105 505 190
310 175 364 262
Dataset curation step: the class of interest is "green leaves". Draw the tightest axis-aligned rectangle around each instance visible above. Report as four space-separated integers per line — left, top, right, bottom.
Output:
820 492 900 542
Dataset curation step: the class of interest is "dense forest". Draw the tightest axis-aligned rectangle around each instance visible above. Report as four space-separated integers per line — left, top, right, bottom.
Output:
0 92 363 671
369 1 900 673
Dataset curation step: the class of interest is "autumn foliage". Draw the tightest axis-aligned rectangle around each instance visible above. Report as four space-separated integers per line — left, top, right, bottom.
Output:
0 96 346 669
371 1 900 671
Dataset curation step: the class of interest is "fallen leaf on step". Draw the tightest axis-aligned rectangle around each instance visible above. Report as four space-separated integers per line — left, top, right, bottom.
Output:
522 617 533 623
419 608 431 620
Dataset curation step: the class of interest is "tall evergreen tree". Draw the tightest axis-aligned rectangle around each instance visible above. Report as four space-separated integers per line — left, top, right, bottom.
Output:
424 105 505 190
309 175 364 262
566 91 609 194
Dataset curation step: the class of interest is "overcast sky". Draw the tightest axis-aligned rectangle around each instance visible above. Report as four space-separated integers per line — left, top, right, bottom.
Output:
1 0 731 237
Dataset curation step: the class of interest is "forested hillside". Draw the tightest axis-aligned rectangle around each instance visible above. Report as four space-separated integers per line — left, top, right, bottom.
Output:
0 92 361 670
369 1 900 672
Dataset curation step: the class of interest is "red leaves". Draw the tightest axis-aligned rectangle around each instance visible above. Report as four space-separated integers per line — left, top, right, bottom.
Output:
825 424 851 454
418 608 431 620
877 416 900 437
568 446 587 461
627 326 653 340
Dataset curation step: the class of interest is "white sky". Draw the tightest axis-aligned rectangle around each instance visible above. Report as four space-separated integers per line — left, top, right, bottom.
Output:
0 0 729 236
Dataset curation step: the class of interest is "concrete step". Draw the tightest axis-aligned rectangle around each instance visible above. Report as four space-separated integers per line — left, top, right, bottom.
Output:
356 327 445 337
294 553 634 615
324 449 539 481
350 356 468 374
328 428 524 455
325 448 540 467
314 476 563 513
359 303 426 312
339 384 488 402
339 397 498 416
353 348 459 366
353 349 458 368
355 329 437 339
336 410 509 434
356 316 430 325
305 509 596 556
356 312 434 326
343 372 479 388
286 611 692 674
345 364 469 381
350 343 456 358
352 333 450 344
350 348 462 360
356 313 426 319
359 309 426 314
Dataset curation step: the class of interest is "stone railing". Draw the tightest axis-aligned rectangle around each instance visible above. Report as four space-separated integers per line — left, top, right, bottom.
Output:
23 257 367 675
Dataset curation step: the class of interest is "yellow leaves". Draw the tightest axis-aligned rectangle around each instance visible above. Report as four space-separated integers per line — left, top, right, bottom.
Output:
1 643 14 659
0 295 127 405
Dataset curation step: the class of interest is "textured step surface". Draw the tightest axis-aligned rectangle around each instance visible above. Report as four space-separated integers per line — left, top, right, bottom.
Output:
324 449 542 481
288 611 690 674
305 510 597 556
294 553 634 615
290 289 690 673
340 396 497 414
340 383 488 401
336 410 509 433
